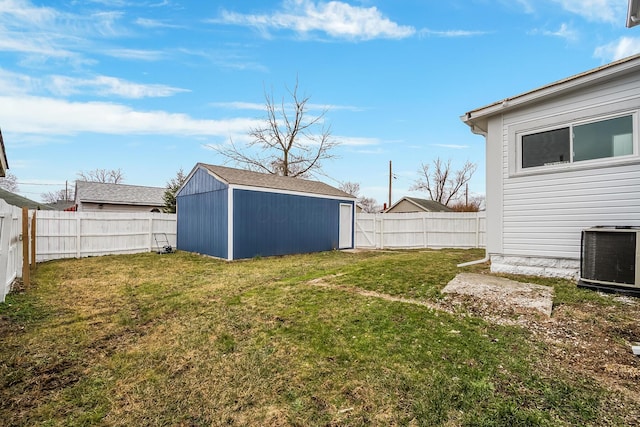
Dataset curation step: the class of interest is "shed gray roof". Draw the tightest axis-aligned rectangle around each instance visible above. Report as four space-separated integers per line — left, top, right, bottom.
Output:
75 181 165 206
386 196 452 213
197 163 355 199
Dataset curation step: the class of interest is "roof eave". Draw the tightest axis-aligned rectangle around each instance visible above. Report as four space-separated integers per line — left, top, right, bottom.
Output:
462 54 640 130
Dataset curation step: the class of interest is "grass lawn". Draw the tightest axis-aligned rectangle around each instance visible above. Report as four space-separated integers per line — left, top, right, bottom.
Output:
1 249 639 426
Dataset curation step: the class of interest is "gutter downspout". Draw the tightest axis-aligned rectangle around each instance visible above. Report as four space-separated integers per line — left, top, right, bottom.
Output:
457 112 490 269
457 253 490 268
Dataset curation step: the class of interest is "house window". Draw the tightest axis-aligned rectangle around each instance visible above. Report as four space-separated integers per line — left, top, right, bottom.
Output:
573 115 633 161
521 114 635 169
522 127 570 168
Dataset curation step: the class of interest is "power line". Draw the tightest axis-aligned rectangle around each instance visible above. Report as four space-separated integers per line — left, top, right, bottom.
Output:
15 181 67 186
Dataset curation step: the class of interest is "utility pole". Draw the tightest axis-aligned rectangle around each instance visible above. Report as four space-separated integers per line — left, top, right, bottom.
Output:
465 183 468 206
388 160 392 208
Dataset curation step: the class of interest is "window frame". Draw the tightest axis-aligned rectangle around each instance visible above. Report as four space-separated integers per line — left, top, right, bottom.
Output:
515 111 639 174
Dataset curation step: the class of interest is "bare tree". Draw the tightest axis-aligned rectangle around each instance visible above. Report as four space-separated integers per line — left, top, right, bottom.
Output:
339 181 380 213
77 168 125 184
210 79 339 178
339 181 360 197
41 188 75 204
410 158 477 206
0 172 18 192
358 196 381 213
163 168 187 213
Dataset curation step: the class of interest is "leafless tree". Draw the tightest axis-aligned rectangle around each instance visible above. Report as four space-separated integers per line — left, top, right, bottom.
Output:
77 168 125 184
210 79 339 178
339 181 380 213
0 172 18 192
411 158 477 207
339 181 361 197
41 188 75 204
358 196 381 213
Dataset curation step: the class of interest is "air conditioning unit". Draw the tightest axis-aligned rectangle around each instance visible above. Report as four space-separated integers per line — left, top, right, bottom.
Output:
579 226 640 296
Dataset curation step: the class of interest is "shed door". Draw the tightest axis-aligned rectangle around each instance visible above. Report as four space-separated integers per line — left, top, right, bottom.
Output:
339 203 353 249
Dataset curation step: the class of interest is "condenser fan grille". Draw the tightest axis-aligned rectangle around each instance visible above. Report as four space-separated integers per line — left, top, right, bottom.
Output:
581 230 636 285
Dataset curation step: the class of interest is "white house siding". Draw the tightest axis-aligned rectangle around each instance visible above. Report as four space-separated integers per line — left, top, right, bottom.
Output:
487 72 640 278
79 202 163 213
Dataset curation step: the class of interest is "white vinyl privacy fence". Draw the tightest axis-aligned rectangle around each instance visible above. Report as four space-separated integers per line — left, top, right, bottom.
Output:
356 212 486 250
0 200 23 302
0 209 485 301
35 211 177 262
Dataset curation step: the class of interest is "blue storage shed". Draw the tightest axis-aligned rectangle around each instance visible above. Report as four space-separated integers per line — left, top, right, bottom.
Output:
176 163 357 260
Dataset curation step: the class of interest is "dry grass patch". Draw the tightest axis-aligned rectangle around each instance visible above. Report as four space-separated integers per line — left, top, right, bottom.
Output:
0 249 638 426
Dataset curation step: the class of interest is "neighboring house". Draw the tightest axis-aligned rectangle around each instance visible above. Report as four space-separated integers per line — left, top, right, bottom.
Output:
176 163 356 260
0 129 8 178
74 181 166 212
462 54 640 279
384 196 452 213
45 200 75 211
0 188 52 210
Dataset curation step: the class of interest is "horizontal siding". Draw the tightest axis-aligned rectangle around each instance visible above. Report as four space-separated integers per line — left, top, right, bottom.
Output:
500 72 640 260
80 202 162 213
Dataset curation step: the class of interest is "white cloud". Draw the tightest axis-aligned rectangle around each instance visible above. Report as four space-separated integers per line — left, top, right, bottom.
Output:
47 75 189 98
550 0 624 23
431 144 470 150
218 0 415 41
594 37 640 61
134 17 180 29
210 101 266 110
419 29 488 38
0 0 129 64
0 68 188 99
102 48 166 61
540 22 578 41
337 136 380 146
0 95 262 137
0 68 39 95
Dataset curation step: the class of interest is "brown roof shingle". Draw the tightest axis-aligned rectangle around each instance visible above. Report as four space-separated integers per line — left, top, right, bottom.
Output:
198 164 355 199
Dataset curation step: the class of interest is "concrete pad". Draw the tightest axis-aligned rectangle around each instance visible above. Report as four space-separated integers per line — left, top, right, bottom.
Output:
442 273 554 317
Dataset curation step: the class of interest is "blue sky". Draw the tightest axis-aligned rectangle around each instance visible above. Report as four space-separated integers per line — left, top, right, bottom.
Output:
2 0 639 205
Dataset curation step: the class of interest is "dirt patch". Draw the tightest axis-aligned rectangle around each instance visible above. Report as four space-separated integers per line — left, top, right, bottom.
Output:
442 273 554 317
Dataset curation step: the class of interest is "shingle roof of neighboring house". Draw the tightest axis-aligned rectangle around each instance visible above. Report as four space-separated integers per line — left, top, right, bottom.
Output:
45 200 75 211
75 181 165 206
0 188 53 210
386 196 452 213
198 163 356 199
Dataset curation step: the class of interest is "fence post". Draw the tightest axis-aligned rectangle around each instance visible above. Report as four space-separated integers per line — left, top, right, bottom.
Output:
423 215 428 248
30 210 36 269
21 208 29 288
148 217 153 252
76 215 81 258
475 213 480 248
0 212 10 302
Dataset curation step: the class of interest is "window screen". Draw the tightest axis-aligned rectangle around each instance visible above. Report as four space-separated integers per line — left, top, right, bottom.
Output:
522 127 570 168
